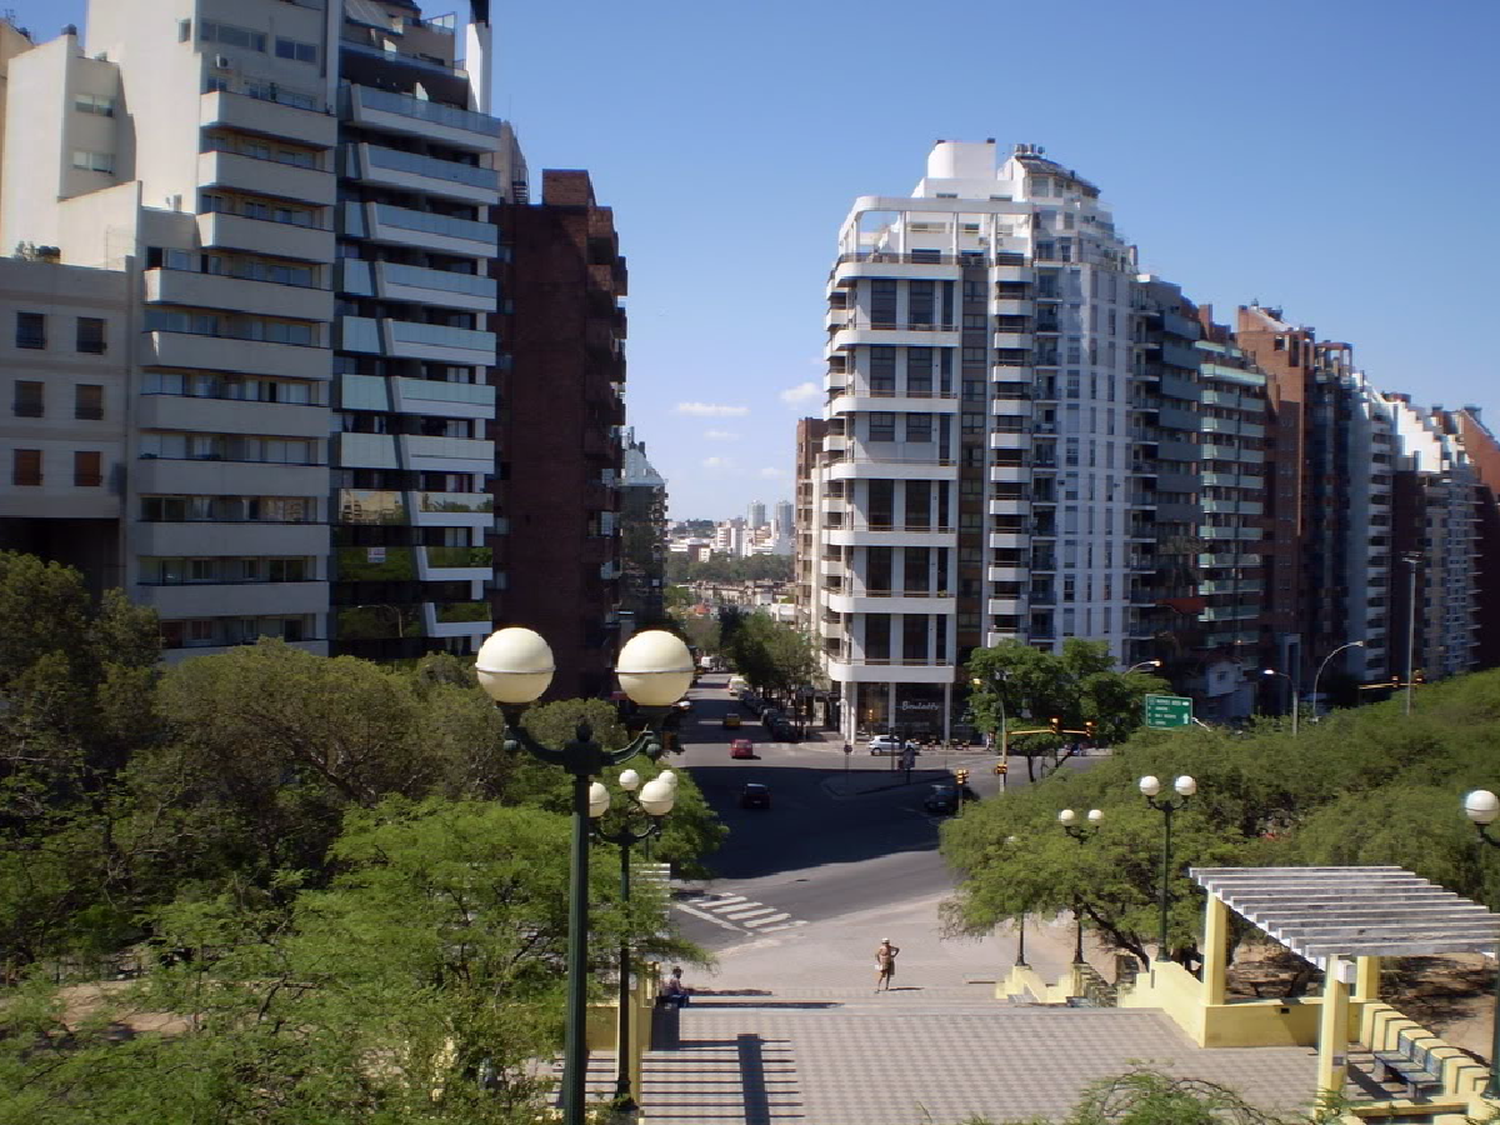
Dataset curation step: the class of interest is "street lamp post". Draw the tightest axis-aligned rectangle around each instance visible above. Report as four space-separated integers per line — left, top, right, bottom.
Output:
1005 835 1027 967
1139 774 1197 962
972 670 1009 791
1462 789 1500 1099
476 627 695 1125
1261 668 1299 736
1311 641 1365 722
1059 808 1103 965
1125 660 1162 676
1403 553 1422 717
593 768 678 1111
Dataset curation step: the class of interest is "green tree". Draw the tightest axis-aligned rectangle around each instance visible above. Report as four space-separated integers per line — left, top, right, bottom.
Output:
967 638 1166 779
722 613 816 706
0 799 698 1124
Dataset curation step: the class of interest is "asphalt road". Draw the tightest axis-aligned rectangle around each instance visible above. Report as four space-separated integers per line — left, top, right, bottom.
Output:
671 673 1092 949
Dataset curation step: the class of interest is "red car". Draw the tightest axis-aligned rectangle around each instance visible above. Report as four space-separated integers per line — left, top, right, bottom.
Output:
730 739 755 760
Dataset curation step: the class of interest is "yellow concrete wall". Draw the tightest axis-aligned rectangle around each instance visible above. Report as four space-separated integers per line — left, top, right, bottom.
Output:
1118 960 1375 1049
1356 1001 1492 1111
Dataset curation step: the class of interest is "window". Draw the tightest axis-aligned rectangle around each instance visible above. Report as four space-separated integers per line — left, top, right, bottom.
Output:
12 449 41 486
178 18 191 42
906 414 933 443
75 384 104 420
869 346 896 394
200 20 267 52
76 317 107 354
74 451 102 487
13 380 43 417
870 280 897 328
868 412 896 442
74 93 115 116
275 37 317 63
16 312 45 349
71 150 114 173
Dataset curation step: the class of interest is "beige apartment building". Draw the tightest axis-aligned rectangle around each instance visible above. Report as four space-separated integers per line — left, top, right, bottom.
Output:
0 0 520 659
0 256 130 594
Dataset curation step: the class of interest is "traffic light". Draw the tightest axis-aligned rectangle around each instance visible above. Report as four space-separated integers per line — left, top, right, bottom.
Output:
955 768 969 785
1084 720 1096 740
993 761 1008 775
1049 716 1063 735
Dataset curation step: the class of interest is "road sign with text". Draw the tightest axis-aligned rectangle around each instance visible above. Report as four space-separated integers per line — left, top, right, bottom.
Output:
1143 694 1193 729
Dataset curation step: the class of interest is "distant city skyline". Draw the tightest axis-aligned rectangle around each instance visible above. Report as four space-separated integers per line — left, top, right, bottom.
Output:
11 0 1497 520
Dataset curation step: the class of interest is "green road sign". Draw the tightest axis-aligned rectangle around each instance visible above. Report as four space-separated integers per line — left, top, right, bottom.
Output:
1143 693 1193 729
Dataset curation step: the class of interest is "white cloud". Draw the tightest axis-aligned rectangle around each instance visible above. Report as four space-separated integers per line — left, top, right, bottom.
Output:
704 429 740 441
676 402 750 417
702 456 736 471
779 381 820 405
758 467 788 479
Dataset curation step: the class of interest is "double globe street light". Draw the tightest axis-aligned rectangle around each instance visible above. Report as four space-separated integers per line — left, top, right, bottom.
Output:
1139 774 1197 962
476 627 695 1125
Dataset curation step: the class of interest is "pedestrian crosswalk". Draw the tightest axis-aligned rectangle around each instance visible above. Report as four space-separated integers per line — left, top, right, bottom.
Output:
673 890 806 936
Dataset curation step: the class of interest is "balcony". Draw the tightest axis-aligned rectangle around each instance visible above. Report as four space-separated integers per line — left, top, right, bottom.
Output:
391 376 495 419
139 581 328 619
425 601 493 639
399 434 494 474
828 322 961 353
200 90 337 148
821 654 957 685
988 497 1031 517
145 268 334 323
408 490 493 528
829 390 960 415
339 316 496 367
337 259 497 312
418 544 493 582
133 521 326 559
132 458 326 498
135 394 328 439
826 455 958 482
141 330 329 381
345 142 499 204
992 331 1033 350
988 529 1030 549
989 430 1031 450
830 255 963 288
341 85 504 152
199 149 336 206
198 210 335 263
348 201 498 258
822 524 956 548
987 595 1026 615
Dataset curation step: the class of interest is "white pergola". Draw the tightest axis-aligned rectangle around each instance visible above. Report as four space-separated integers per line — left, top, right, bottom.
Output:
1191 866 1500 1096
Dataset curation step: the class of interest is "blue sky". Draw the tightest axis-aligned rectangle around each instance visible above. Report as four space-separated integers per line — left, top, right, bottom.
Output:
14 0 1499 521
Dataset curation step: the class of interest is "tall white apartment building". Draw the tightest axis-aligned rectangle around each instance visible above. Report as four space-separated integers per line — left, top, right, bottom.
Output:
806 140 1148 741
0 0 520 659
746 500 766 530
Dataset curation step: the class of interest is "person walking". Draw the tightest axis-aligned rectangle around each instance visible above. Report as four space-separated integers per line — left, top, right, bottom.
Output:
874 938 900 992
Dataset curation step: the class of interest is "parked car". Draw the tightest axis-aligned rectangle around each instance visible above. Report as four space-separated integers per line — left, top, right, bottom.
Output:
730 738 755 760
769 721 796 742
868 735 902 755
722 713 742 729
739 783 771 810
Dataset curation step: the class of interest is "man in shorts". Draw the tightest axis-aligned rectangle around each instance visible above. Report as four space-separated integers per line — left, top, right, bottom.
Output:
874 938 900 992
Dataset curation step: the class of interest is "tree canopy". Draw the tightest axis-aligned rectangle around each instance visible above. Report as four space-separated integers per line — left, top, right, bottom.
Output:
966 639 1168 779
943 665 1500 967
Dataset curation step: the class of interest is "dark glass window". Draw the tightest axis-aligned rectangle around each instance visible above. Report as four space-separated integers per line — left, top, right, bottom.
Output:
16 312 45 349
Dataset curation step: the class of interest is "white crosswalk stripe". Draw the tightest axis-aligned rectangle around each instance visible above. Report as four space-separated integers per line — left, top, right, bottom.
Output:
673 891 806 935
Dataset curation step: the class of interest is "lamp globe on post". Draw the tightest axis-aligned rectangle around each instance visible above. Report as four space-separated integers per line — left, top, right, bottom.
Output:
1462 788 1500 1098
476 626 555 705
1466 789 1500 830
637 777 677 818
1139 775 1161 798
1059 808 1077 826
616 630 696 708
1059 807 1104 968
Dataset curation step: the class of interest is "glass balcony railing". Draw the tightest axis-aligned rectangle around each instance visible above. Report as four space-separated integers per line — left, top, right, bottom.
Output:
363 144 499 191
436 601 489 624
372 203 496 244
337 545 416 580
395 377 494 406
416 491 493 514
426 545 493 568
337 604 425 640
337 488 407 525
350 85 503 136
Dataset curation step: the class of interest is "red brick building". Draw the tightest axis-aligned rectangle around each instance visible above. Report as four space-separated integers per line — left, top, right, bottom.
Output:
492 170 626 699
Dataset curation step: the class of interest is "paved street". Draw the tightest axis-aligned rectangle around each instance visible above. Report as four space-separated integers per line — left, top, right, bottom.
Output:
671 673 1091 949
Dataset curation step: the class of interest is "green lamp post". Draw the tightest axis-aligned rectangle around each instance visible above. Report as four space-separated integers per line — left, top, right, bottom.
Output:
476 627 694 1125
1139 774 1196 963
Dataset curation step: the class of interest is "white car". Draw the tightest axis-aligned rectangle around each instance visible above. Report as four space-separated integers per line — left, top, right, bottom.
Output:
868 735 902 755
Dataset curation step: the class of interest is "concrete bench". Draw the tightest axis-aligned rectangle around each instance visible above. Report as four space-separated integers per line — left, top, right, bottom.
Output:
1372 1030 1445 1102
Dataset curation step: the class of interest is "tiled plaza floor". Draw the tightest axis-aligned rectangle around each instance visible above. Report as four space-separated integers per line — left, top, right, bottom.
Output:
636 988 1322 1124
